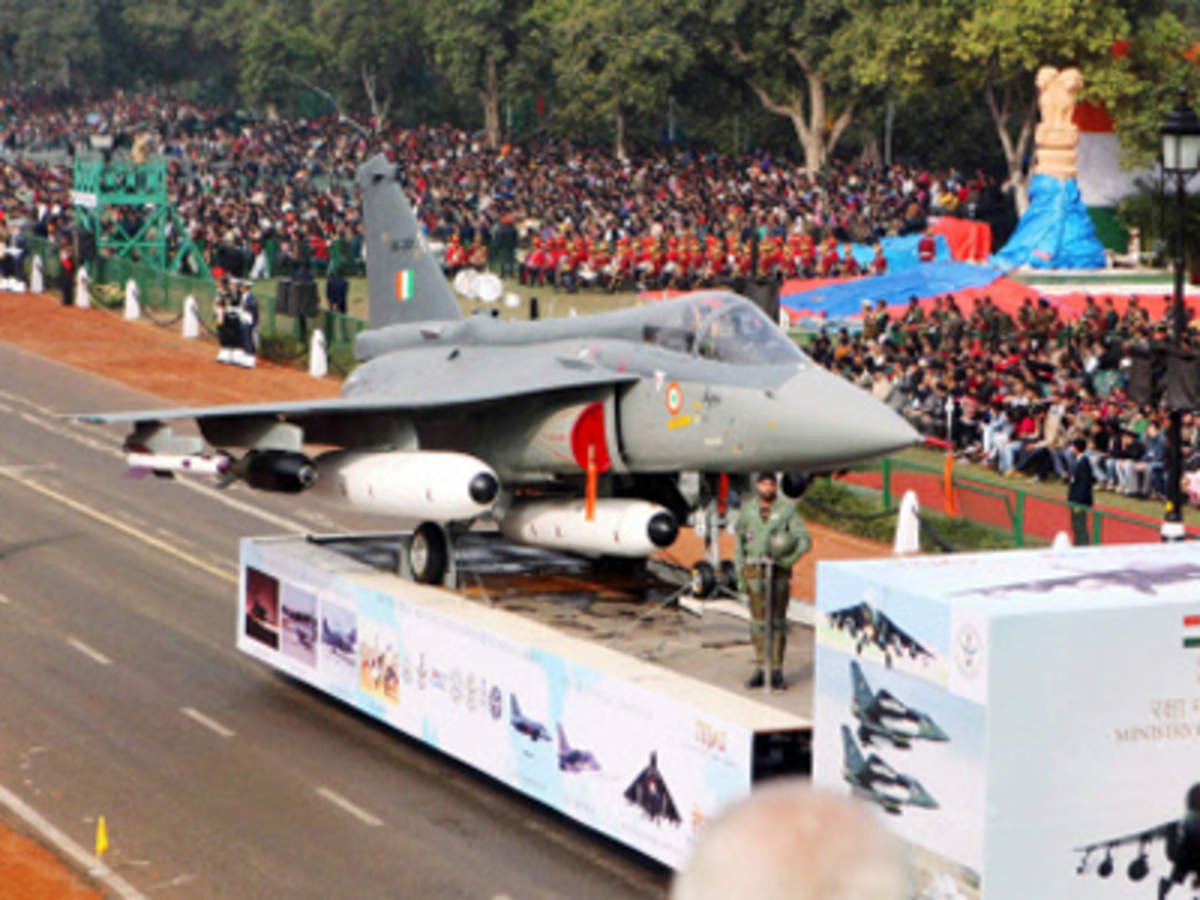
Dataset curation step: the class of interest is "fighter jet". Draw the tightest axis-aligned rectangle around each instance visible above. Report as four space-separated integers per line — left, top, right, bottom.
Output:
509 695 551 742
827 602 934 669
840 725 938 815
76 154 917 585
1073 783 1200 898
850 661 948 749
321 618 356 656
557 724 600 772
624 751 681 825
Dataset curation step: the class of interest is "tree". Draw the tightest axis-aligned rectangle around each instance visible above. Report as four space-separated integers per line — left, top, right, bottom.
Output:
846 0 1130 215
956 0 1130 214
122 0 218 87
705 0 859 176
539 0 694 159
427 0 533 148
0 0 103 90
1085 12 1200 169
310 0 427 132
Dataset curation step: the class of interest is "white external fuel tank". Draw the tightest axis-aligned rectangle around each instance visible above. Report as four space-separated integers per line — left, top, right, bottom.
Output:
499 498 678 557
312 450 499 520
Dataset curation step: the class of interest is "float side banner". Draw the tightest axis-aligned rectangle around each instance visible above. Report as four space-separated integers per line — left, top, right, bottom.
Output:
986 601 1200 899
812 560 986 897
236 538 757 869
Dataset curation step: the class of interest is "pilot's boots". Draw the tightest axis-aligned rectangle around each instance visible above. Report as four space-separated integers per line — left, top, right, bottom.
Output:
745 669 765 689
771 670 787 690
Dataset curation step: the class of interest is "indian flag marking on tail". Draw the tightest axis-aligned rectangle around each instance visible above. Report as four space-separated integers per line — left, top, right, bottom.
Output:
395 269 414 303
1185 614 1200 649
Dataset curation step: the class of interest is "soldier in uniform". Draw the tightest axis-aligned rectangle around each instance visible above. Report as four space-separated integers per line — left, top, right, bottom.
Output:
733 472 812 690
861 299 878 342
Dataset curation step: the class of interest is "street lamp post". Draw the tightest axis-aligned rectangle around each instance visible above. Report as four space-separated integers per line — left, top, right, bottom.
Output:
1159 89 1200 541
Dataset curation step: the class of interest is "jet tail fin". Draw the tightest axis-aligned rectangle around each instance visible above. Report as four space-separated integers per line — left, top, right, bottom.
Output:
510 695 520 718
850 661 873 713
358 154 462 329
841 724 865 773
557 723 569 752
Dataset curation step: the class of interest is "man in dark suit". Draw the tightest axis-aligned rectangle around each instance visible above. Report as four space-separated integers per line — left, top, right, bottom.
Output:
1068 437 1094 546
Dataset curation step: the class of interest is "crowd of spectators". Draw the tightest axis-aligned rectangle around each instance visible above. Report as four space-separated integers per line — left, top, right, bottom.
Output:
810 292 1200 504
0 88 1002 291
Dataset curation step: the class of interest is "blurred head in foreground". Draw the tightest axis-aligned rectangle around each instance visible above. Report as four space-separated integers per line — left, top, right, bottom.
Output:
671 779 911 900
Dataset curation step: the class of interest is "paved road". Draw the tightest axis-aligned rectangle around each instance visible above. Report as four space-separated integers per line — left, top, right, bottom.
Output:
0 342 669 898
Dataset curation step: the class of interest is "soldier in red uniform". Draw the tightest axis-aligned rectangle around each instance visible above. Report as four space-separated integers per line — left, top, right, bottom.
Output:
756 236 779 280
917 228 937 264
444 233 465 276
521 236 545 286
817 236 839 277
582 236 606 290
870 243 888 276
607 237 633 292
841 243 860 277
798 232 816 277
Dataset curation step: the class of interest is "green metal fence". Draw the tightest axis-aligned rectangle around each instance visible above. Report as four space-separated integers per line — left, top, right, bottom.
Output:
23 236 370 369
855 457 1185 547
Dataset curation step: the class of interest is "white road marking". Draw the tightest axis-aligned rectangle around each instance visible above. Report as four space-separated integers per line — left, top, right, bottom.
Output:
0 394 313 531
180 707 235 738
0 468 237 584
0 463 56 476
0 782 148 899
316 787 383 827
67 637 112 666
0 593 9 604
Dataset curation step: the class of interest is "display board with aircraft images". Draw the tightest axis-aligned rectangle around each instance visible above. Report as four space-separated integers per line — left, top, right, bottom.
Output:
812 544 1200 899
237 537 798 869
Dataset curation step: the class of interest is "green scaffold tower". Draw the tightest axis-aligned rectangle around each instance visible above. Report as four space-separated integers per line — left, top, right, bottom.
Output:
71 155 212 280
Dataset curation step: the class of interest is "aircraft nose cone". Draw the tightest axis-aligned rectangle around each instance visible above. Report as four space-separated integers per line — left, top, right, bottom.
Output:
780 371 919 467
469 472 499 505
647 511 679 548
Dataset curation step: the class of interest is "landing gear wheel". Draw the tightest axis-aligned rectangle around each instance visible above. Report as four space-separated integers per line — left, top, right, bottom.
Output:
410 522 448 584
719 560 737 590
690 561 717 598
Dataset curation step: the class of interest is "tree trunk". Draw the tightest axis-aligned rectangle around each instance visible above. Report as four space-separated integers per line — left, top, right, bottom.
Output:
481 55 501 148
860 133 881 168
1008 159 1031 217
615 108 627 161
985 85 1036 217
795 118 823 177
744 68 852 177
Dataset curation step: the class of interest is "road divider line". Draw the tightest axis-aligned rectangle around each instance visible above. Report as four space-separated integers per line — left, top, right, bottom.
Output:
180 707 235 738
0 468 236 584
3 399 314 531
316 787 383 827
0 593 9 604
0 782 147 900
67 637 112 666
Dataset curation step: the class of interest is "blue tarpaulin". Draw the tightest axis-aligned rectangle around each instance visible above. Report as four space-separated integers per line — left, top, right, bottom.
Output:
990 174 1106 270
781 261 1004 320
844 233 951 272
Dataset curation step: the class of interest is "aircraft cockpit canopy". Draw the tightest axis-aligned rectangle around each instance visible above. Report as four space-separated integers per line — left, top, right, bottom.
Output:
640 293 805 366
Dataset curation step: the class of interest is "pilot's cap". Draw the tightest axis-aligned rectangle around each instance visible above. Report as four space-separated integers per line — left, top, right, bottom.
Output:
756 471 777 485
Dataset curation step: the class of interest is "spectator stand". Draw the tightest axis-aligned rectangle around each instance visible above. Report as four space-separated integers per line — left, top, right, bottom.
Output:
71 155 211 281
